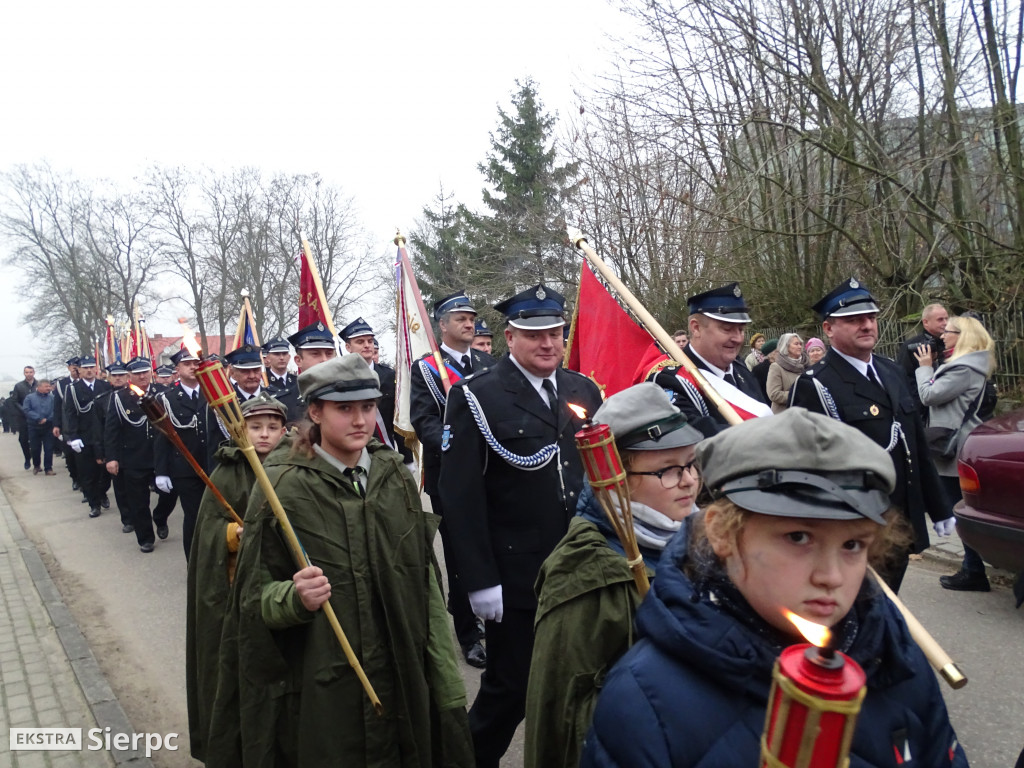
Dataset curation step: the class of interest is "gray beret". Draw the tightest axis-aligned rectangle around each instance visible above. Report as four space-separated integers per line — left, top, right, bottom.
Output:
695 408 895 524
298 354 381 403
240 392 287 421
594 382 703 451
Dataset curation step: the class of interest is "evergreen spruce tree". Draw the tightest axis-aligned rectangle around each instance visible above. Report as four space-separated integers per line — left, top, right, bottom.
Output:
409 185 471 311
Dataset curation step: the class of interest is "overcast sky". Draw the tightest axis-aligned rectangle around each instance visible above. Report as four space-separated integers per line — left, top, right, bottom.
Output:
0 0 633 377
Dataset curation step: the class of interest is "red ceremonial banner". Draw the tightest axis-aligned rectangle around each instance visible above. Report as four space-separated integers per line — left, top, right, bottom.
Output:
298 250 325 329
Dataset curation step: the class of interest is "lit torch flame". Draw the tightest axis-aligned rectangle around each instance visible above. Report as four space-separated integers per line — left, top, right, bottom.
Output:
178 318 203 358
567 403 588 420
784 610 831 648
129 384 146 397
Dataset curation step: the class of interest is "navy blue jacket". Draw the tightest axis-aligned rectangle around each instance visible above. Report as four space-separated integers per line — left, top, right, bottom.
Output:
581 532 968 768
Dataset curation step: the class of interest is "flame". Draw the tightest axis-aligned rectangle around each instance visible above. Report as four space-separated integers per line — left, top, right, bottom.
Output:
784 610 831 647
129 384 146 396
568 403 588 419
178 320 203 357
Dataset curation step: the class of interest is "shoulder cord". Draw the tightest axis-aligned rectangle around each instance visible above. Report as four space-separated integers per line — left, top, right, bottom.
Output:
462 386 560 471
674 373 711 418
812 378 841 420
69 383 93 414
418 359 447 410
813 379 906 455
160 392 198 430
113 392 148 427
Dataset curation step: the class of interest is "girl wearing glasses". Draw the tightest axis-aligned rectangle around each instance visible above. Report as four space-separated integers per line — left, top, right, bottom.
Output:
524 383 703 768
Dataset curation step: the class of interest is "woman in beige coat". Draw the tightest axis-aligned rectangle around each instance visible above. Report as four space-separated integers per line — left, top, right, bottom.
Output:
766 332 807 413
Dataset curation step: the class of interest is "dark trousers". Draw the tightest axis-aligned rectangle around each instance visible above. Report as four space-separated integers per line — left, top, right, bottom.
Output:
124 469 171 547
110 471 130 526
18 424 31 463
78 445 106 508
429 492 483 648
28 424 55 471
65 446 79 483
469 608 535 768
176 476 205 560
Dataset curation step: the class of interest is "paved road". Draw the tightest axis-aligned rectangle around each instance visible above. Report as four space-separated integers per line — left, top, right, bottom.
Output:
2 432 1021 767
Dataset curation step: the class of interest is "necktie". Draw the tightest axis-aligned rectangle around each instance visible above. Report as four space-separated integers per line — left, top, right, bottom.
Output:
192 390 199 403
461 354 472 373
867 366 881 386
541 379 558 412
724 370 737 388
345 467 364 497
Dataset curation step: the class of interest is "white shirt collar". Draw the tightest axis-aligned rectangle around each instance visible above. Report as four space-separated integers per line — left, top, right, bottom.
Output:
832 347 878 380
441 342 472 362
688 346 731 379
179 382 200 398
509 355 557 398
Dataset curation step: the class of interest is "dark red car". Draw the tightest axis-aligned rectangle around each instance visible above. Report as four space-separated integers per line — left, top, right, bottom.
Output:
955 407 1024 578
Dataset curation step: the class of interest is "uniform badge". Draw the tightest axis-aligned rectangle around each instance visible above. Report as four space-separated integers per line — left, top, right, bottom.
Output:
441 424 452 452
479 319 488 329
662 388 677 404
869 404 879 415
316 322 324 331
536 286 546 301
733 285 742 297
850 278 860 289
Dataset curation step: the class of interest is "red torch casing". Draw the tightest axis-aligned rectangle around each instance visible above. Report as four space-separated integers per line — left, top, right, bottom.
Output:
574 423 625 491
761 645 866 768
195 358 234 408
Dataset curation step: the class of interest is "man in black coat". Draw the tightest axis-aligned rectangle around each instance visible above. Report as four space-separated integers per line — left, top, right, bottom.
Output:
410 290 496 669
51 357 80 488
439 284 602 768
224 344 266 401
647 283 772 437
95 361 130 527
790 278 953 591
261 336 297 391
62 357 112 518
154 348 217 559
896 302 948 417
12 365 38 469
340 316 413 464
273 322 338 424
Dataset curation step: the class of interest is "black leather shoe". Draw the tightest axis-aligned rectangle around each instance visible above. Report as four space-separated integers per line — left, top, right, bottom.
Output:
140 543 155 553
462 640 487 669
939 570 990 592
88 507 102 518
101 495 110 509
81 496 89 504
157 525 169 540
24 460 30 470
72 481 80 491
122 524 134 534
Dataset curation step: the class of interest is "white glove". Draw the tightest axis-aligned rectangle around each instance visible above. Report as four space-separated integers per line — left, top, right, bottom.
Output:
469 585 503 623
67 439 84 453
155 475 174 494
934 517 956 537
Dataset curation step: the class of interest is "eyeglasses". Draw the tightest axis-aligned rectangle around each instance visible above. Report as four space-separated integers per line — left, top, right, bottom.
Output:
627 462 700 488
942 329 961 335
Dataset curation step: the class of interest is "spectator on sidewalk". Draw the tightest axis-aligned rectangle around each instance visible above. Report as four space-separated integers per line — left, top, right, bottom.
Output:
898 303 948 417
744 332 766 370
13 366 38 470
766 332 807 413
22 380 56 475
805 337 827 364
750 338 777 400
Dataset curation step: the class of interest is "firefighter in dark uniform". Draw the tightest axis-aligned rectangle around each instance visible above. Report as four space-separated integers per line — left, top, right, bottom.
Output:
789 278 953 591
471 317 494 354
63 356 112 518
96 361 130 530
52 356 81 490
224 344 265 401
104 358 168 553
647 283 771 438
262 336 296 392
439 284 602 768
272 322 337 424
154 347 216 559
154 365 175 390
410 291 497 669
340 317 413 464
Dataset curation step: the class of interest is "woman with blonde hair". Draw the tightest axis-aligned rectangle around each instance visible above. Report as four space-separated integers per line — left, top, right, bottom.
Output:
766 332 807 413
914 314 995 592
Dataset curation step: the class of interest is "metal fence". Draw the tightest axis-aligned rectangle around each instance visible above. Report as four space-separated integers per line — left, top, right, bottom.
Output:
750 306 1024 402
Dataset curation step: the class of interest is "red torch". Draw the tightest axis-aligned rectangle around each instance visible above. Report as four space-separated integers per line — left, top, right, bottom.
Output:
760 612 866 768
572 405 650 597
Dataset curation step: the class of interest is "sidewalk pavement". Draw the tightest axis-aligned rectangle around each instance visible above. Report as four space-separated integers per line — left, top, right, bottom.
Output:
0 472 151 767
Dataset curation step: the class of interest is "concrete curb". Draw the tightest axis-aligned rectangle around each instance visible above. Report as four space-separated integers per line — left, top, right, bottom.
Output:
0 489 155 767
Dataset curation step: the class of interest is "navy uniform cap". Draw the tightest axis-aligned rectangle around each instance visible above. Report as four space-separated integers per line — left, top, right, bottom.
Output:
494 284 566 330
433 291 477 320
339 317 374 341
106 361 129 375
687 283 751 323
224 344 263 369
126 357 152 373
171 347 200 365
65 356 81 367
78 356 98 368
155 365 175 377
287 321 335 350
261 336 290 354
813 278 881 320
474 318 493 338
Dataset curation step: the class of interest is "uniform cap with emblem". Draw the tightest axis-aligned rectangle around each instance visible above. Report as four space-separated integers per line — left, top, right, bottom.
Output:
261 336 290 354
287 321 335 350
433 291 477 321
171 346 199 365
813 278 881 320
594 383 703 451
687 282 751 324
155 364 175 377
240 391 288 421
78 355 98 368
224 344 263 369
125 357 152 373
298 353 382 403
696 407 895 524
339 317 374 341
494 284 566 330
474 318 493 338
106 361 128 375
65 356 81 367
